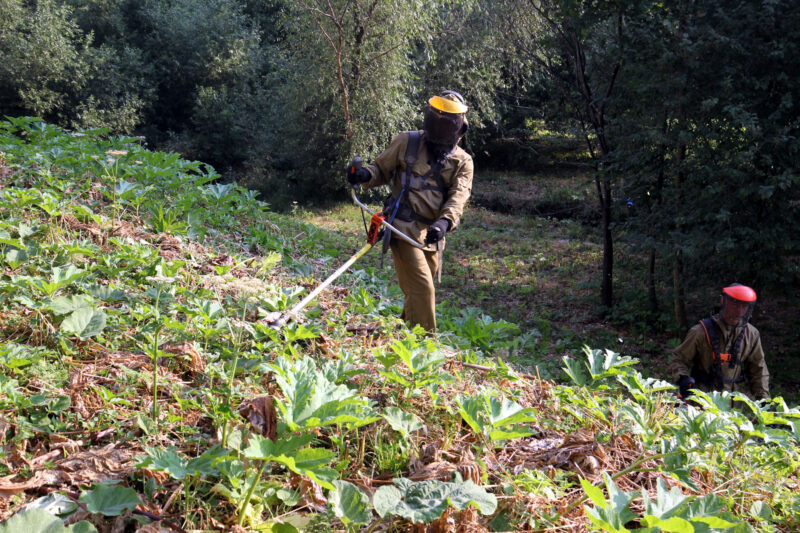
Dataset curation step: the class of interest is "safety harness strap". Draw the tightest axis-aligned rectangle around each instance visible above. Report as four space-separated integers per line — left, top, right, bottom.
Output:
380 131 452 281
697 318 747 390
381 131 422 263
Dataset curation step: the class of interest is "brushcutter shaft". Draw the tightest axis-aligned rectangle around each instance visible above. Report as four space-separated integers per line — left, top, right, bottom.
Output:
270 242 373 329
350 188 424 249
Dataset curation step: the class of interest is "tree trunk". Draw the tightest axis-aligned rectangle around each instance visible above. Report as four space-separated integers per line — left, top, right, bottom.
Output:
600 175 613 308
648 248 658 316
672 251 687 331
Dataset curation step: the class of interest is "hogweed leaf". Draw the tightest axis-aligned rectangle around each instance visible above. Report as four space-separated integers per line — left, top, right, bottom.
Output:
268 356 377 431
0 508 97 533
270 447 337 490
456 392 536 441
642 478 687 518
580 478 607 508
23 493 78 517
243 434 312 460
583 473 636 532
373 485 403 519
561 356 589 386
383 407 424 437
49 295 94 316
603 473 635 517
60 308 106 340
456 394 487 436
139 447 189 480
585 347 638 381
639 515 692 532
373 475 497 524
115 180 139 196
690 516 741 529
79 483 141 516
486 395 537 427
330 480 371 525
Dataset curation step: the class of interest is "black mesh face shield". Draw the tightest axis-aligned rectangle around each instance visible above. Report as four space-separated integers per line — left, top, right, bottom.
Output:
423 106 466 147
720 294 755 327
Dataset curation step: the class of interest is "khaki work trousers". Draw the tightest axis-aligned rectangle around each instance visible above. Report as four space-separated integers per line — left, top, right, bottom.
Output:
390 239 440 332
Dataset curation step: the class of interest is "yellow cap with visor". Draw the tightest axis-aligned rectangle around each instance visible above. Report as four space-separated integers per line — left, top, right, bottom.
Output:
428 94 468 115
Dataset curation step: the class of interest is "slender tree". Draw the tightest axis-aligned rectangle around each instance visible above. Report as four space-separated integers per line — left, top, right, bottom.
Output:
502 0 630 309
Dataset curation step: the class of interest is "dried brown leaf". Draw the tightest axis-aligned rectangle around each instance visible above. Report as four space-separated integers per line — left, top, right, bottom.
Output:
55 444 134 485
0 469 65 500
163 342 205 374
291 474 326 512
408 461 457 482
238 396 278 439
209 254 234 266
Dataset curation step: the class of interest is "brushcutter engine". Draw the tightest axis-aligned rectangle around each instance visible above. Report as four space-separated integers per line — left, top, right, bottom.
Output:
367 212 385 245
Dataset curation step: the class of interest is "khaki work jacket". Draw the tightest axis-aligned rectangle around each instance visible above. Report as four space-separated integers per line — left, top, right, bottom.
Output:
362 131 473 252
668 315 770 400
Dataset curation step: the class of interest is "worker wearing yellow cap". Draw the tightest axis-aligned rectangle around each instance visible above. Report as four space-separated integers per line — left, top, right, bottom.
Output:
347 91 473 331
668 284 770 400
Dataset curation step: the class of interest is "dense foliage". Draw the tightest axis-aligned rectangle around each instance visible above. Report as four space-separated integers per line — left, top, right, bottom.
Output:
1 1 798 330
1 118 799 532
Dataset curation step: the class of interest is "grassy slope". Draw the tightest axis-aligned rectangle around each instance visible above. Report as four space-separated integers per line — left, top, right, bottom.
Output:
1 119 798 532
303 165 800 403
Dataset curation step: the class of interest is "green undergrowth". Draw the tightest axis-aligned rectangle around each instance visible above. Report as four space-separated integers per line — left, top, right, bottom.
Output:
1 118 798 532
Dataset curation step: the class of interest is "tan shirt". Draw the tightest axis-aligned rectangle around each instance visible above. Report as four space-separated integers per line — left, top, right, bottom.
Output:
668 315 770 400
362 131 473 251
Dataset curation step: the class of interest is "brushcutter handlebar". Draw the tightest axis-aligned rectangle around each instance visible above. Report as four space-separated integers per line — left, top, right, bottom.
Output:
350 187 423 249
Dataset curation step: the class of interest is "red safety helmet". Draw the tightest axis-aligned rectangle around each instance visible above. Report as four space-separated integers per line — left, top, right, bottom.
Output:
720 284 756 326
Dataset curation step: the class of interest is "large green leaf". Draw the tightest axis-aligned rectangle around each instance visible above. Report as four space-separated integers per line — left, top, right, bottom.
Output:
641 478 687 519
330 480 372 525
584 347 638 381
29 266 88 296
583 474 636 532
49 295 93 316
242 434 313 460
252 521 299 533
60 308 106 339
561 355 589 386
139 447 189 480
139 446 227 481
243 435 336 490
24 493 78 517
383 407 423 437
78 483 141 516
0 508 96 533
690 516 742 529
4 247 27 268
373 476 497 524
640 515 692 532
268 356 378 431
486 395 538 427
271 447 337 490
456 391 537 442
580 478 607 508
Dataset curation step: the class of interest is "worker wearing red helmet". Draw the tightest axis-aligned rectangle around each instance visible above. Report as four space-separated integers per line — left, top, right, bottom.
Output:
668 284 770 400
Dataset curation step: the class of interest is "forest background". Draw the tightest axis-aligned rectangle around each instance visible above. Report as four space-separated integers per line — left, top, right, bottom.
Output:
2 0 799 396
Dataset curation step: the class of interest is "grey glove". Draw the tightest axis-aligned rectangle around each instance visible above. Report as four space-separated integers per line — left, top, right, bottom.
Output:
425 218 450 245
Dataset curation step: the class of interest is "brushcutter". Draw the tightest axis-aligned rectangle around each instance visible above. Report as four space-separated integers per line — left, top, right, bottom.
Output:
268 159 422 330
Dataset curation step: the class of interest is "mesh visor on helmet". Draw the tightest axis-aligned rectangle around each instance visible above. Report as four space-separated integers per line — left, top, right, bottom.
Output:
423 106 466 147
720 284 756 327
